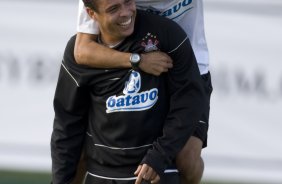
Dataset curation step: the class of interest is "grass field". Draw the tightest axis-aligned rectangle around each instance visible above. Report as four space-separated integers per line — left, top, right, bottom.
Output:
0 170 251 184
0 170 51 184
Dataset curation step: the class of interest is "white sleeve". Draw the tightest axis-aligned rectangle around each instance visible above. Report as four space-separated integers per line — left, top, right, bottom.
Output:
77 0 99 34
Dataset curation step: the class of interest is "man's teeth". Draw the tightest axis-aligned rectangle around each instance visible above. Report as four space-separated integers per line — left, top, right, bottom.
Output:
120 18 131 26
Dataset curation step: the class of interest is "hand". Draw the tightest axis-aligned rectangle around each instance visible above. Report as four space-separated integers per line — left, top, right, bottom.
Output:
134 164 160 184
139 52 173 76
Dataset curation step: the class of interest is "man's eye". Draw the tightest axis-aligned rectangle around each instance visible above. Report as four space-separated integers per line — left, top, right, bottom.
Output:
125 0 133 4
108 6 118 13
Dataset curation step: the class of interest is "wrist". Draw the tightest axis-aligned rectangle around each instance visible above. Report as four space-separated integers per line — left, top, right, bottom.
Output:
129 53 141 70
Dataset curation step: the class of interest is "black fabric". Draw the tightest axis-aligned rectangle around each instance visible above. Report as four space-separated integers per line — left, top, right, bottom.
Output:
51 10 205 184
192 72 212 148
84 172 180 184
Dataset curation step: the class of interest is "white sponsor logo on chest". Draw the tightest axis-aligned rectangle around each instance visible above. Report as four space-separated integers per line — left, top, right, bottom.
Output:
106 71 158 113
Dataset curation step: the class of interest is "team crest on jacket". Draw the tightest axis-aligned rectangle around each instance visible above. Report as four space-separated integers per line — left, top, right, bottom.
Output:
141 32 159 52
106 71 158 113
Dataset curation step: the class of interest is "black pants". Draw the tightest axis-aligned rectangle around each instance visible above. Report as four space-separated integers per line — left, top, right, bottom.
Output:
84 172 180 184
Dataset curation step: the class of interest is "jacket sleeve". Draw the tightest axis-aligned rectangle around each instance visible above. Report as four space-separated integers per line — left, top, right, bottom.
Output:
141 23 206 176
51 36 89 184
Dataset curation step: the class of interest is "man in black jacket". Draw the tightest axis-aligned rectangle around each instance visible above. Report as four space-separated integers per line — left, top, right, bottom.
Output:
51 0 205 183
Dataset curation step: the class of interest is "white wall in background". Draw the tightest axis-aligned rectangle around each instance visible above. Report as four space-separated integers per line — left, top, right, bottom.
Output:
0 0 77 171
203 0 282 183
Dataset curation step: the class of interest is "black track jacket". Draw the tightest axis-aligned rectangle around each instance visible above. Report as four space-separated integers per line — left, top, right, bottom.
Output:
51 10 205 184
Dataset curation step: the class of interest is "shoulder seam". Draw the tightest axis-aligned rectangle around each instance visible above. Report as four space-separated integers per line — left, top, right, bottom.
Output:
168 36 188 54
61 61 80 87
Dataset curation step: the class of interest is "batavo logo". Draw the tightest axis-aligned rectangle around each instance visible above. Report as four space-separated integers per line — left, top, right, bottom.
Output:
106 71 158 113
143 0 193 20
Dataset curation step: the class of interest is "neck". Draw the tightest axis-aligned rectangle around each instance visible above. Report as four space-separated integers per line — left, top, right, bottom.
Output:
98 35 124 48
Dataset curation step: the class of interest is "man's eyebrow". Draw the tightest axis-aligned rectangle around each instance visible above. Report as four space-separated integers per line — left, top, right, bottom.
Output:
105 4 119 12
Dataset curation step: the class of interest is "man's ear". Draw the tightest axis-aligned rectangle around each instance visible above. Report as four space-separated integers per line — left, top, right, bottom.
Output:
85 7 97 20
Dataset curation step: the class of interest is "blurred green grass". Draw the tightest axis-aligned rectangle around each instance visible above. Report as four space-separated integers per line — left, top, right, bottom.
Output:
0 170 252 184
0 170 51 184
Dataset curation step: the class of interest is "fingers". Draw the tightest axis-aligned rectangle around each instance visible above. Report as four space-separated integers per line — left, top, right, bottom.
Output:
135 171 143 184
134 164 160 184
150 172 157 180
135 164 148 184
158 52 173 64
139 52 173 76
143 167 153 181
134 165 142 175
145 61 172 76
166 61 173 68
150 174 160 183
157 61 172 72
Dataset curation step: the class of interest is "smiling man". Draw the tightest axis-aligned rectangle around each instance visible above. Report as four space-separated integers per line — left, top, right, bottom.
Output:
50 0 205 184
86 0 136 46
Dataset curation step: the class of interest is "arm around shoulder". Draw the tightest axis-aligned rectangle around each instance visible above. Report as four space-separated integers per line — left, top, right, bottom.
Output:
74 33 173 75
74 32 131 68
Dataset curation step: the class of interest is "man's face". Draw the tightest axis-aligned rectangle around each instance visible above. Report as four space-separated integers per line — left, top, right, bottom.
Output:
91 0 136 44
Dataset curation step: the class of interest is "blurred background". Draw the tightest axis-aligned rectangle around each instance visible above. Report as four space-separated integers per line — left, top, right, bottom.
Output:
0 0 281 183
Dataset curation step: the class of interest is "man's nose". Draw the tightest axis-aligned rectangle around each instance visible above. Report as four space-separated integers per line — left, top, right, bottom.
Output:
120 5 132 17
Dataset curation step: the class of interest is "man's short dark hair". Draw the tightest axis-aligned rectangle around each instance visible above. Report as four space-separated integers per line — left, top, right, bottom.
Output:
82 0 98 12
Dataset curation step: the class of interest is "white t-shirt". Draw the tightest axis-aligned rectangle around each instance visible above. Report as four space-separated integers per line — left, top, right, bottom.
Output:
77 0 209 74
